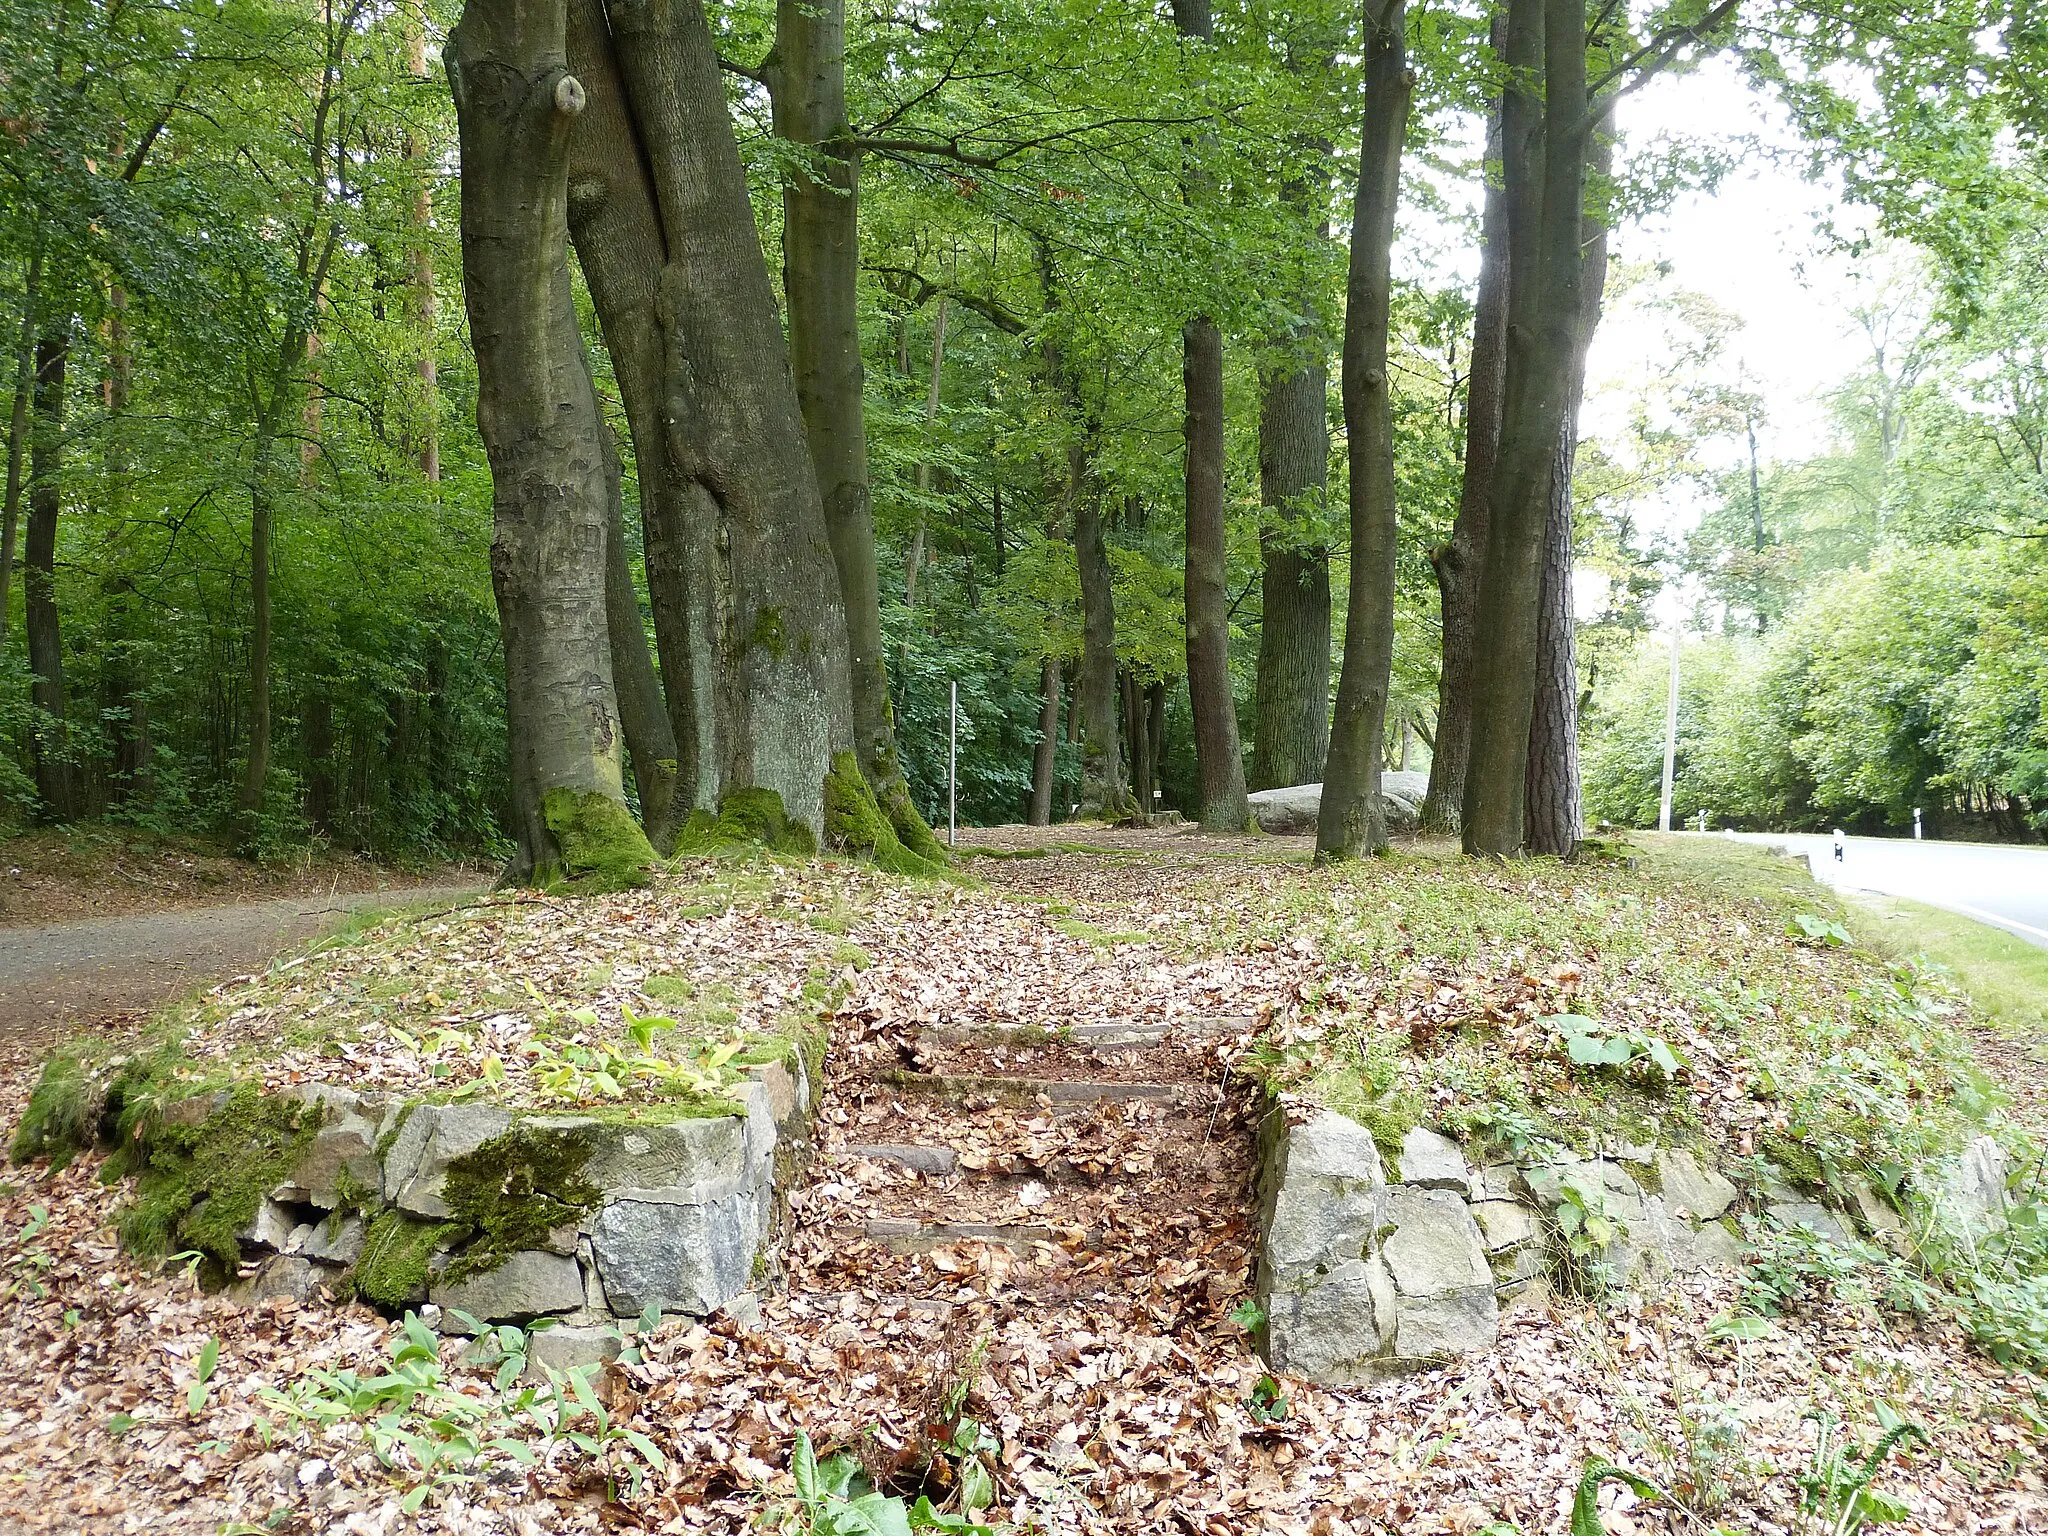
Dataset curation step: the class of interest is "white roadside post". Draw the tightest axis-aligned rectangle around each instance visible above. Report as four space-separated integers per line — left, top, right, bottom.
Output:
1914 806 1923 840
948 680 958 850
1658 628 1681 833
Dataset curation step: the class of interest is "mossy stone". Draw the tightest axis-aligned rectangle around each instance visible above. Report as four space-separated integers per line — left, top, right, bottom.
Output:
539 786 656 891
353 1209 461 1310
10 1054 99 1168
439 1124 601 1283
821 750 944 877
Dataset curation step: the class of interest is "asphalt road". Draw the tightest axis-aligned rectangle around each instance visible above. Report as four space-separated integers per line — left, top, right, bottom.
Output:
0 884 483 1042
1726 832 2048 949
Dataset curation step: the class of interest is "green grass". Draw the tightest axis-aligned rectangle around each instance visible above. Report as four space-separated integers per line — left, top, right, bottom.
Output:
1846 892 2048 1039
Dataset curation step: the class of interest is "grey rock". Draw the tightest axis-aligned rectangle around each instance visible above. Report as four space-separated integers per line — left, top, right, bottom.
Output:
302 1214 365 1267
1262 1258 1393 1386
1247 784 1324 836
163 1092 228 1129
383 1104 514 1219
1470 1199 1540 1254
589 1183 770 1317
720 1291 764 1331
273 1087 393 1208
1934 1135 2009 1239
1396 1126 1470 1191
1257 1110 1386 1284
284 1222 314 1255
1389 1277 1499 1363
239 1197 299 1253
1686 1220 1745 1271
846 1144 959 1176
429 1249 585 1323
529 1100 770 1205
1493 1243 1549 1286
1846 1177 1904 1236
1760 1170 1803 1205
1656 1149 1737 1222
1381 1187 1492 1296
1769 1202 1852 1244
237 1255 326 1305
525 1323 623 1379
1468 1164 1520 1202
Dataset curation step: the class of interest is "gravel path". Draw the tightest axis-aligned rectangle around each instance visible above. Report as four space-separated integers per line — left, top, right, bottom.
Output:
0 884 485 1045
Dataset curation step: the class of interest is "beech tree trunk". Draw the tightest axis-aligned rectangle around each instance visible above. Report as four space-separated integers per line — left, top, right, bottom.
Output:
1169 0 1249 832
0 249 37 646
1069 437 1129 820
1461 0 1587 857
103 278 150 803
1316 0 1409 861
236 435 276 823
599 409 682 849
407 6 441 483
562 0 704 809
1523 122 1611 857
1421 66 1508 835
770 0 936 857
447 0 648 885
1251 350 1332 790
1123 667 1155 815
583 0 854 834
26 324 75 821
1029 655 1060 825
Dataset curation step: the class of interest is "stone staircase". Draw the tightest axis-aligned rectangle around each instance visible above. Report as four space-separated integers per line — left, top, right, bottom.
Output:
786 1015 1261 1316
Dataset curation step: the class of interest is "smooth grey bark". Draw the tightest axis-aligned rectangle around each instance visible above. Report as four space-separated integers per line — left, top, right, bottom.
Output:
1070 436 1129 819
235 437 278 822
1523 122 1610 858
562 0 704 808
0 248 37 646
1122 666 1155 814
769 0 936 856
1421 66 1507 835
599 412 682 849
602 0 854 833
1251 349 1332 791
1316 0 1409 861
1029 655 1060 825
26 325 75 821
1170 0 1249 832
447 0 644 883
102 278 150 803
1462 0 1587 856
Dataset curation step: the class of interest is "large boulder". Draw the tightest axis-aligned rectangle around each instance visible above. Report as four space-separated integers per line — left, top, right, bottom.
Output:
1376 1187 1498 1365
430 1249 586 1324
1247 772 1428 837
382 1103 514 1219
1255 1109 1391 1384
588 1181 771 1317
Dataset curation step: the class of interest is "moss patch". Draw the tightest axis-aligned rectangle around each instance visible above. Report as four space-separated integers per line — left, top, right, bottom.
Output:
113 1083 321 1271
677 787 819 858
354 1209 460 1310
440 1124 600 1283
539 786 656 892
10 1054 100 1168
822 750 944 877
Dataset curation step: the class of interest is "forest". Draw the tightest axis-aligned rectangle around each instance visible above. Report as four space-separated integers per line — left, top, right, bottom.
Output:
1 0 2042 881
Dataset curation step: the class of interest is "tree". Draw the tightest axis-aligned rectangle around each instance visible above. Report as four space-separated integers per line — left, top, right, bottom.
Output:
446 0 651 886
1316 0 1410 861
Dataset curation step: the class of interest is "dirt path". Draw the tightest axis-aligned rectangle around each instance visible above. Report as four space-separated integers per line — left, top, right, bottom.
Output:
0 884 484 1047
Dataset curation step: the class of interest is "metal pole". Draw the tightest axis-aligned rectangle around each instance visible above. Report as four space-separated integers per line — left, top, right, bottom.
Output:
948 680 957 849
1658 628 1681 833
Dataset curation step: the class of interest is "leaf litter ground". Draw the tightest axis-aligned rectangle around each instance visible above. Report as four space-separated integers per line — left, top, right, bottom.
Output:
0 826 2045 1533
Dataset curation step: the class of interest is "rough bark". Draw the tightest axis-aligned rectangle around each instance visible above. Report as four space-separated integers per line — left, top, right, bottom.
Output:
598 0 855 835
1421 63 1508 835
1523 122 1610 857
0 249 37 646
599 410 682 849
447 0 649 886
1122 667 1155 815
407 6 441 483
1029 655 1060 825
235 437 277 823
1316 0 1409 862
26 324 75 821
1070 438 1129 820
1251 351 1332 790
1461 0 1586 857
770 0 936 857
562 0 704 808
102 276 150 802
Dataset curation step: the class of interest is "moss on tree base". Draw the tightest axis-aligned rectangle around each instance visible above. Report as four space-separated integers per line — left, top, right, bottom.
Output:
675 787 820 858
822 751 946 877
538 786 656 891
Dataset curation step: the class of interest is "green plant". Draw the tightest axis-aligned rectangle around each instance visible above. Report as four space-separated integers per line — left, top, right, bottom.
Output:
1228 1297 1266 1332
1548 1168 1628 1295
186 1336 220 1414
1796 1410 1927 1536
2 1205 53 1300
1790 913 1854 948
1570 1460 1665 1536
1546 1014 1686 1080
1245 1374 1290 1425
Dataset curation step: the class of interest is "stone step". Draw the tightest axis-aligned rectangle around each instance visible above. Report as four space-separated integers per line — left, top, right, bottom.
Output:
883 1069 1182 1106
842 1218 1088 1255
916 1016 1252 1052
836 1142 1122 1184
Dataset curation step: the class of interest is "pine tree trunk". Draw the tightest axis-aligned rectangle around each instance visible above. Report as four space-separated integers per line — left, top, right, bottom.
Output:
562 0 704 809
770 0 937 857
1029 655 1060 825
1316 0 1409 862
447 0 649 885
1251 352 1331 790
0 249 38 647
26 324 74 821
589 0 854 834
1523 123 1610 858
1421 65 1508 835
1461 0 1586 857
